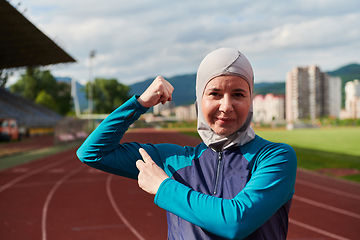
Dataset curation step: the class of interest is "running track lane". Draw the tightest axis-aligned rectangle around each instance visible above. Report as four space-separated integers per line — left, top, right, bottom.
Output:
0 130 359 239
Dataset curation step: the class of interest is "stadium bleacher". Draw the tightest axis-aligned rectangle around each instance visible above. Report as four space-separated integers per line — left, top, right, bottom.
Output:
0 88 63 132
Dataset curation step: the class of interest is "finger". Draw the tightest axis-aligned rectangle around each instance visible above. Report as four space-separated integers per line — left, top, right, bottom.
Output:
159 84 173 104
136 159 144 170
165 80 174 93
159 92 170 105
155 76 165 81
153 91 162 104
139 148 153 163
165 86 173 102
164 81 174 101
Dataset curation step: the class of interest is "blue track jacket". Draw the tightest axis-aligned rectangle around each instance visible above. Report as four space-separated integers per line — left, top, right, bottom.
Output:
76 95 297 240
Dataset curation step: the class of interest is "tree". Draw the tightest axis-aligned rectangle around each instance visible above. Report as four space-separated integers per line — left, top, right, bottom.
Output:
9 67 72 115
0 70 13 88
85 78 130 114
56 81 72 115
35 90 58 112
10 67 57 101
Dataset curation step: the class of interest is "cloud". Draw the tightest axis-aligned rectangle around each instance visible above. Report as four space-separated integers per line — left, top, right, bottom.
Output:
7 0 360 87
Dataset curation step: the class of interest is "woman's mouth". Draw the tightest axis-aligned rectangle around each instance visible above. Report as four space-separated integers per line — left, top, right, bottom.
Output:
215 117 235 124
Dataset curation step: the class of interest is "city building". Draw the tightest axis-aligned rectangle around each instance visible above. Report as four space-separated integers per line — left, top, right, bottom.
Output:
174 104 197 121
153 101 175 116
253 94 285 124
286 65 341 123
327 76 342 118
150 103 197 122
343 79 360 119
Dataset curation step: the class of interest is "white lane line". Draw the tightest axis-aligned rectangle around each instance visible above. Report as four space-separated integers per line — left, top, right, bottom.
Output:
42 164 85 240
297 168 360 187
0 155 73 194
106 174 146 240
296 179 360 200
293 195 360 219
289 218 351 240
11 177 107 188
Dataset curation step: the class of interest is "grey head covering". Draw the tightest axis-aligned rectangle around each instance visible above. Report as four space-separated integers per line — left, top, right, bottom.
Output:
196 47 255 151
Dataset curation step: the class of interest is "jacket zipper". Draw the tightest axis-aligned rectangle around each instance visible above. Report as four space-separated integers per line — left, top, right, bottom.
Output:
213 151 222 195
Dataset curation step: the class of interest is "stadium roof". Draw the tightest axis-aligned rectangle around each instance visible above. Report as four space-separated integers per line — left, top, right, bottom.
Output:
0 0 76 70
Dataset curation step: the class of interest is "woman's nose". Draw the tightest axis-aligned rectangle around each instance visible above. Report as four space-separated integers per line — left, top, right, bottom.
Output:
219 95 234 113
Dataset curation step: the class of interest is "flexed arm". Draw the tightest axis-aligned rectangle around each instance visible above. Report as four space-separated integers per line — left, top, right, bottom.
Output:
76 76 174 177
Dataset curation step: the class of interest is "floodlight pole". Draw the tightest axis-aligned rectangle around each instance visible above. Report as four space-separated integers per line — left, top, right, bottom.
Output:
88 50 96 130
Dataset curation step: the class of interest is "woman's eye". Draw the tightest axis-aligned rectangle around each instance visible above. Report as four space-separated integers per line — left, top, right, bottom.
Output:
234 93 244 97
210 92 220 97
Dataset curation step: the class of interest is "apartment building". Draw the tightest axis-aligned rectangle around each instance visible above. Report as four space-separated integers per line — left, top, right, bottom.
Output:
327 76 342 118
153 101 175 116
174 104 197 121
343 79 360 119
151 103 197 122
286 65 341 122
253 94 285 124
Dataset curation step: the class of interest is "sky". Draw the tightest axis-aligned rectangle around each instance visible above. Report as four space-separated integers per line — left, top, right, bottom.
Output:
6 0 360 87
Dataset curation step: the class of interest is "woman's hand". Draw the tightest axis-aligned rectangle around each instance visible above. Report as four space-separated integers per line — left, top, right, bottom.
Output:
137 76 174 108
136 148 169 195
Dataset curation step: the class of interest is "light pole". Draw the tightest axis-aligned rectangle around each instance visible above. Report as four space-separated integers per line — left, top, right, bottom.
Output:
88 50 96 129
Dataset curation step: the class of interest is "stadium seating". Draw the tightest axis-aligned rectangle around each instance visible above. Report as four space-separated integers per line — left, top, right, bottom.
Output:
0 88 62 130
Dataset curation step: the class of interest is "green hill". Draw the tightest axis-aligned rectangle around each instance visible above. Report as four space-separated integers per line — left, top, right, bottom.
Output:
129 74 197 106
128 63 360 107
327 63 360 108
253 82 285 96
327 63 360 78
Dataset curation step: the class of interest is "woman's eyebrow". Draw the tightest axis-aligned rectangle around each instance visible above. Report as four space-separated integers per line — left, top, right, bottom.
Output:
233 88 247 92
205 87 221 91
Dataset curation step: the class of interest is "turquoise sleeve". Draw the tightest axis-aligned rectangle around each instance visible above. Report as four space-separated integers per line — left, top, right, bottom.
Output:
76 95 157 179
76 95 195 179
154 142 297 239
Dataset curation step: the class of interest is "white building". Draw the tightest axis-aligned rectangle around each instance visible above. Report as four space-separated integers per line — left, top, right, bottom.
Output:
286 65 341 122
253 94 285 124
174 104 197 121
327 76 342 118
151 103 197 122
153 101 175 116
343 79 360 119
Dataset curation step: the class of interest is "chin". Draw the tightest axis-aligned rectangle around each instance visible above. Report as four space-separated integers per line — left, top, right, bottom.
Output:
214 128 235 137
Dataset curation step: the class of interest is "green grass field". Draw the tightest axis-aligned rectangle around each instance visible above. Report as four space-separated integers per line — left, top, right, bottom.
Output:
0 142 82 171
256 127 360 182
255 127 360 157
181 127 360 182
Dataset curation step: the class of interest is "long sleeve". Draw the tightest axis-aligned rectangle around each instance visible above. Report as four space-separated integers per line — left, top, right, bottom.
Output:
76 95 152 179
154 141 297 239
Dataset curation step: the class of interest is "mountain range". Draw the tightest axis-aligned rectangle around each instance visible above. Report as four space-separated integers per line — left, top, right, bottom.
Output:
69 63 360 110
129 63 360 107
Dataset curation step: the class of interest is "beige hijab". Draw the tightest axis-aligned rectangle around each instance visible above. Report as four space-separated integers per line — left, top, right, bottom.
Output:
196 47 255 150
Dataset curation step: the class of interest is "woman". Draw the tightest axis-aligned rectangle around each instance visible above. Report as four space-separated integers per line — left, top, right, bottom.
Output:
77 47 297 240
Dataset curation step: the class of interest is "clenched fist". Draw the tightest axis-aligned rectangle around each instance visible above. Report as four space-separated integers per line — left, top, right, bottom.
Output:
137 76 174 108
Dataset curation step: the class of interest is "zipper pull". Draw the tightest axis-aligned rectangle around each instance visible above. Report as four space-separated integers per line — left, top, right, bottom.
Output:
213 151 223 195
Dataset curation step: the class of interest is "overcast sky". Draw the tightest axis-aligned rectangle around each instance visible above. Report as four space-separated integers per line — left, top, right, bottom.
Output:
7 0 360 86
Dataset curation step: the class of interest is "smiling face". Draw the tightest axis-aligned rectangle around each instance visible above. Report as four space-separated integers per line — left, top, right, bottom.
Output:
201 75 251 137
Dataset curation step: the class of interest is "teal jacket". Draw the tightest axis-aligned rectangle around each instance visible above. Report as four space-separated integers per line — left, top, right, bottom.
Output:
77 95 297 240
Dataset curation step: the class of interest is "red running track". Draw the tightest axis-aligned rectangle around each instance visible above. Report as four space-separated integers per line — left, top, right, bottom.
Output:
1 130 359 240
